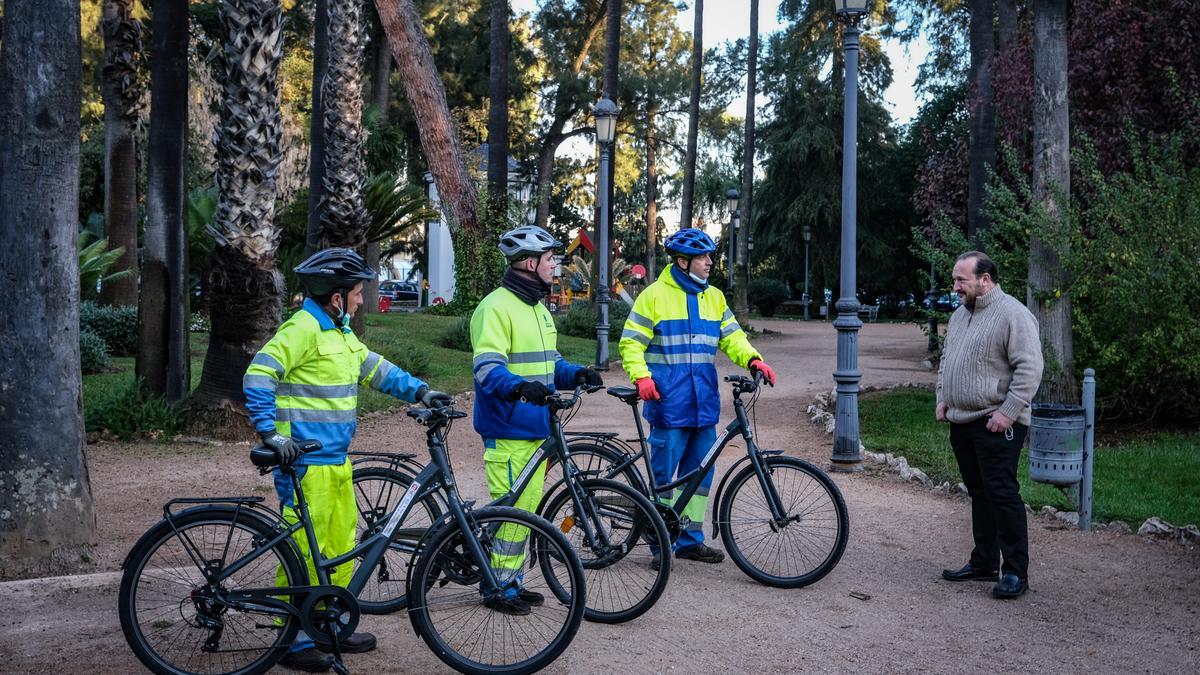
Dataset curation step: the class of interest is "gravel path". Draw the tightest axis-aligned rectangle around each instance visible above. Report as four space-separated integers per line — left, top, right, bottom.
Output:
2 321 1196 674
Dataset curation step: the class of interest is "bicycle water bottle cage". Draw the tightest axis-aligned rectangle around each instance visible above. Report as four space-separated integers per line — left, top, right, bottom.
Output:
605 386 641 405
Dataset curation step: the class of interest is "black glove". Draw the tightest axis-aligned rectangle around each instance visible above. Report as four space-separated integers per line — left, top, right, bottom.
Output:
512 380 553 405
574 367 604 387
259 430 300 465
419 388 454 408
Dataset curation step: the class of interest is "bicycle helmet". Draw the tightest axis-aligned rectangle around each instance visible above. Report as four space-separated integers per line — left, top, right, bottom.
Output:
663 228 716 257
498 225 563 263
293 247 376 297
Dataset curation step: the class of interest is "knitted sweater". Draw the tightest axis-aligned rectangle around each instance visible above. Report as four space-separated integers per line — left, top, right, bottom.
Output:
936 285 1044 425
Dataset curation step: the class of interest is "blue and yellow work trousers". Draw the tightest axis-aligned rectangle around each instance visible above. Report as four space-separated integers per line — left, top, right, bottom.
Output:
483 438 547 582
273 459 357 590
649 425 717 550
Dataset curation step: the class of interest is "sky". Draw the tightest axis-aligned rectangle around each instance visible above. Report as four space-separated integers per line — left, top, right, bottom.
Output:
511 0 930 125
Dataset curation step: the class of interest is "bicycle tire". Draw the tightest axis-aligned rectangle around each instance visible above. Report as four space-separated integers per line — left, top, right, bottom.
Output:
352 465 443 614
118 505 307 675
542 441 645 511
540 478 671 624
407 506 586 675
717 455 849 589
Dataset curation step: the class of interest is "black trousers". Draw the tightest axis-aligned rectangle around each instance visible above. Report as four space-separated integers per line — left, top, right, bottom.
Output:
950 417 1029 580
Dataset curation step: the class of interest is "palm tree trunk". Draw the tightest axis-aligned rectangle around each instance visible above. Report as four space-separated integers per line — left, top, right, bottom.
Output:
98 0 143 307
1028 0 1076 403
305 0 330 257
645 103 658 279
678 0 702 229
733 0 757 323
967 0 997 246
137 0 190 402
0 0 96 575
997 0 1018 51
369 7 392 122
488 0 510 210
190 0 286 437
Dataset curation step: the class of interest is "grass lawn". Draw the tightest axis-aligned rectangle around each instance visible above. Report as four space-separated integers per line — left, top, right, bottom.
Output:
859 389 1200 527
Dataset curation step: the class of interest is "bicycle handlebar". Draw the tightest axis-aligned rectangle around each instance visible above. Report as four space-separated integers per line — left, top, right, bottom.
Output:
546 383 605 411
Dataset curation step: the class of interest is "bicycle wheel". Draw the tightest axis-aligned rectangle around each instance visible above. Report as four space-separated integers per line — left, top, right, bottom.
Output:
118 505 307 675
717 455 849 589
352 465 443 614
407 506 586 675
542 442 644 511
540 478 671 624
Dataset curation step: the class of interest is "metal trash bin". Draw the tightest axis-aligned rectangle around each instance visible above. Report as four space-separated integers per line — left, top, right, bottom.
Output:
1028 403 1085 486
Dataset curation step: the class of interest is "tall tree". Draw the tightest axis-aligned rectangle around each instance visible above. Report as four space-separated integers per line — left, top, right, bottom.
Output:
997 0 1017 50
369 6 392 122
733 0 758 323
488 0 510 210
0 0 96 575
603 0 621 269
375 0 489 295
531 0 607 231
190 0 286 435
98 0 143 307
1027 0 1075 402
678 0 702 229
137 0 190 402
966 0 996 245
304 0 330 257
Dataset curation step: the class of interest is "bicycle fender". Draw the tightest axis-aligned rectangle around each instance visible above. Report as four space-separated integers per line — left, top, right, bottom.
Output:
709 450 784 538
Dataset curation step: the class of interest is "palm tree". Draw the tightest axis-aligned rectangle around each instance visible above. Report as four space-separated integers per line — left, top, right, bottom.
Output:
98 0 144 307
190 0 286 436
138 0 190 402
0 0 97 573
733 0 758 324
305 0 330 257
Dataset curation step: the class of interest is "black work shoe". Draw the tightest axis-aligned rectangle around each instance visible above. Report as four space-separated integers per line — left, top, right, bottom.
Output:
317 632 377 654
941 564 999 582
279 646 334 672
992 574 1028 599
675 543 725 564
517 589 544 606
485 595 532 616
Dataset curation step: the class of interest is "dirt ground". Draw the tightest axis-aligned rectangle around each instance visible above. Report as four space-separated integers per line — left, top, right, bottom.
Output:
2 320 1197 674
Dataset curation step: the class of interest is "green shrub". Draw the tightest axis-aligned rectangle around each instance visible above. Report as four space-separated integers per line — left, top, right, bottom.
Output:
85 379 184 441
437 311 474 351
557 300 632 338
79 329 109 374
747 278 791 317
381 342 432 378
80 301 139 356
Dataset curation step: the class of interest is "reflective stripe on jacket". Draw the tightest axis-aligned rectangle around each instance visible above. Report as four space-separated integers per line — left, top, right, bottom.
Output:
243 298 427 465
619 267 760 428
470 287 583 441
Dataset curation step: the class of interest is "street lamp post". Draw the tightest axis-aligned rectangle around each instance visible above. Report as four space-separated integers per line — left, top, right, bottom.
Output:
831 0 868 472
594 98 618 369
726 188 739 293
802 224 812 321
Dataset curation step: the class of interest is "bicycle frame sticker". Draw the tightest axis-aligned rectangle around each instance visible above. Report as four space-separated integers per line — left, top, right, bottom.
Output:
512 447 546 493
698 430 731 468
381 479 422 538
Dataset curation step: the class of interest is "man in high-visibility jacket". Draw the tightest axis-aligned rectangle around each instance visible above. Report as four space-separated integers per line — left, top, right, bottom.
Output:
471 225 604 616
244 248 450 672
619 228 777 565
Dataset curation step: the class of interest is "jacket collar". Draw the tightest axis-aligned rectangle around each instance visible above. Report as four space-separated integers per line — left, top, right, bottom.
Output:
667 264 708 295
972 284 1004 312
302 297 342 332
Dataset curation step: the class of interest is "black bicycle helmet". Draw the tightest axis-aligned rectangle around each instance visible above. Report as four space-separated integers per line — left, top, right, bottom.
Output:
294 247 375 297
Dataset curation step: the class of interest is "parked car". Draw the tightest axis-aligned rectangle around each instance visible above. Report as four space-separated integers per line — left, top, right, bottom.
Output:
379 280 420 309
923 291 961 313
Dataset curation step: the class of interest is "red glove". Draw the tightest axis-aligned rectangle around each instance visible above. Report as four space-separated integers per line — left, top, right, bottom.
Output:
749 358 776 386
635 377 661 401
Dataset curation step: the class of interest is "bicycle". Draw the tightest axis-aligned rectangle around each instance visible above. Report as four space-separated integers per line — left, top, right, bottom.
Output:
351 385 673 625
118 404 586 675
563 373 850 588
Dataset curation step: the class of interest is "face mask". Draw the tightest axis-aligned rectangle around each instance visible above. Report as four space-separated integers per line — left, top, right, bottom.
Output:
688 271 708 286
341 312 351 328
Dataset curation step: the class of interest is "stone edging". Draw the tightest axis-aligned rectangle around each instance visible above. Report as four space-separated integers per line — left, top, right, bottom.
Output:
806 386 1200 547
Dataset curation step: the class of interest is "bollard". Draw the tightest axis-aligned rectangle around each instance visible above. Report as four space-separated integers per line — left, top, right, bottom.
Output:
1080 369 1096 531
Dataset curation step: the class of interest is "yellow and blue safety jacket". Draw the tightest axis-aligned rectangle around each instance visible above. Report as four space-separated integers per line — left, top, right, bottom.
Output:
619 266 760 428
243 298 426 466
470 287 583 440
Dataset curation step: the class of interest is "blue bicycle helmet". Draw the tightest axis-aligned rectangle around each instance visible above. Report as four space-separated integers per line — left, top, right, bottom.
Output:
663 228 717 256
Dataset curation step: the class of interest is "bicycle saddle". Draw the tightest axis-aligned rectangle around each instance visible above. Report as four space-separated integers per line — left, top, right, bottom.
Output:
250 439 323 468
606 386 640 404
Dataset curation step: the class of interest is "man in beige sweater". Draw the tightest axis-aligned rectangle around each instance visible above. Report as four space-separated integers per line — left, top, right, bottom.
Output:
936 251 1043 599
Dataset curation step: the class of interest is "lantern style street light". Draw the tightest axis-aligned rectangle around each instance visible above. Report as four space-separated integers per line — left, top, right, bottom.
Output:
726 188 739 293
594 98 618 369
802 224 812 321
831 0 867 472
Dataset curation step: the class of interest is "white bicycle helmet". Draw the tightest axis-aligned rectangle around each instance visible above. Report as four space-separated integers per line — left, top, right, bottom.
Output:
498 225 563 263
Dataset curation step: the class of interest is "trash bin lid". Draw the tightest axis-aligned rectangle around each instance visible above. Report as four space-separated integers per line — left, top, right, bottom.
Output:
1031 403 1084 419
